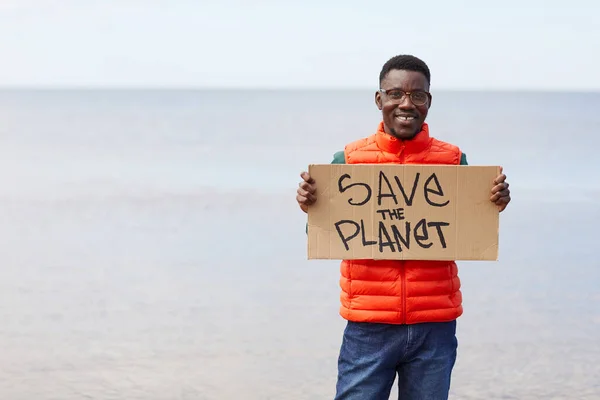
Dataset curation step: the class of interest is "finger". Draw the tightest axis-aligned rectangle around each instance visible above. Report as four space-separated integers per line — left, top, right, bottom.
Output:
299 186 317 201
299 180 316 194
493 174 506 185
490 189 510 202
296 193 314 206
491 182 509 194
297 188 317 203
300 171 315 184
491 192 510 204
495 192 510 204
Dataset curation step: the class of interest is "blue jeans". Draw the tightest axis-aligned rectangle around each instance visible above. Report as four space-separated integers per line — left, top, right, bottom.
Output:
335 320 458 400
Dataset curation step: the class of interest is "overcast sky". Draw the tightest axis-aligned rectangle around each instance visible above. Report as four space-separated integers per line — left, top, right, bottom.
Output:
0 0 598 90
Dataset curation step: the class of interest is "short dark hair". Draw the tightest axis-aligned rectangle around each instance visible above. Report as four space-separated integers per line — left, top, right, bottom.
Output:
379 55 431 87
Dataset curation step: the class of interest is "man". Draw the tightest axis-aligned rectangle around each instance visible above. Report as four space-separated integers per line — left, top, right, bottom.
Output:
296 55 511 400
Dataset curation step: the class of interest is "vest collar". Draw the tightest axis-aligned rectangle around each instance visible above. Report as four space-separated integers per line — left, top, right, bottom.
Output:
375 121 431 154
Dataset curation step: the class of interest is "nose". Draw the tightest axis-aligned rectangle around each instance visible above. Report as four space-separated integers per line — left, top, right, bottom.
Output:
397 94 415 109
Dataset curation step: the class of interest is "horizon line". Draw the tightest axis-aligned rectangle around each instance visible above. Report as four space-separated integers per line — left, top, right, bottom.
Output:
0 85 598 94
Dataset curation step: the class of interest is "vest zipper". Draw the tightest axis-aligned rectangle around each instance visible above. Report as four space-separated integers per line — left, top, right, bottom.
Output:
401 261 406 324
399 149 406 324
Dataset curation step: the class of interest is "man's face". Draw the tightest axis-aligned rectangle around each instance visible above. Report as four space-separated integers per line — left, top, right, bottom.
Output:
375 69 431 140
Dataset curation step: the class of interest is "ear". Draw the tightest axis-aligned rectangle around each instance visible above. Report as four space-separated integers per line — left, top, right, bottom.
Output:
427 92 433 109
375 90 382 110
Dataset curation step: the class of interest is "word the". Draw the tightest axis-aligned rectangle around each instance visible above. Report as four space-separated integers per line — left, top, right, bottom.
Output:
376 208 405 220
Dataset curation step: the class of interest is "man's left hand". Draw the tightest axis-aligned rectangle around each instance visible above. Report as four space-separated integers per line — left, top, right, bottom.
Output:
491 167 511 212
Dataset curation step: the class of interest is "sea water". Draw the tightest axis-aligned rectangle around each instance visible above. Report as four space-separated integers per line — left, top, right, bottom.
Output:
0 89 598 399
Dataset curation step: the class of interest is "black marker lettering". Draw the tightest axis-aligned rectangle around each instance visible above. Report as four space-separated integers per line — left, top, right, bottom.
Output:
394 172 420 206
338 174 372 206
424 173 449 207
389 208 406 220
360 219 377 247
397 208 405 220
378 221 396 252
334 220 360 250
377 171 398 206
376 209 389 220
427 221 450 248
414 218 433 248
391 222 410 251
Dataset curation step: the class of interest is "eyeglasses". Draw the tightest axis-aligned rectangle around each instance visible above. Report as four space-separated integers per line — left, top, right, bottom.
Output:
379 89 430 106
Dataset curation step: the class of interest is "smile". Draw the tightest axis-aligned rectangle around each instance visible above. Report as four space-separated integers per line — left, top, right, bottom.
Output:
396 116 415 121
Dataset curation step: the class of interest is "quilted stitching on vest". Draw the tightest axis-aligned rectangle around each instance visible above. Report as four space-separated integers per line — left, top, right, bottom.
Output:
338 122 463 324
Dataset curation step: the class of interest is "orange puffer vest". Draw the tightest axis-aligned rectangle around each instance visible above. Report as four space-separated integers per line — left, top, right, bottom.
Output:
340 121 463 325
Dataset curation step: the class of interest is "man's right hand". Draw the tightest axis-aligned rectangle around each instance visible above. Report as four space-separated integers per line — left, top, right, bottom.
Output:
296 171 317 213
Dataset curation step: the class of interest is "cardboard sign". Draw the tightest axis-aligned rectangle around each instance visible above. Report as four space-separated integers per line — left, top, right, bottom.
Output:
307 164 500 261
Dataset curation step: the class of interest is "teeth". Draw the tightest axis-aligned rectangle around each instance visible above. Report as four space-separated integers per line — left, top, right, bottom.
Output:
397 116 414 121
